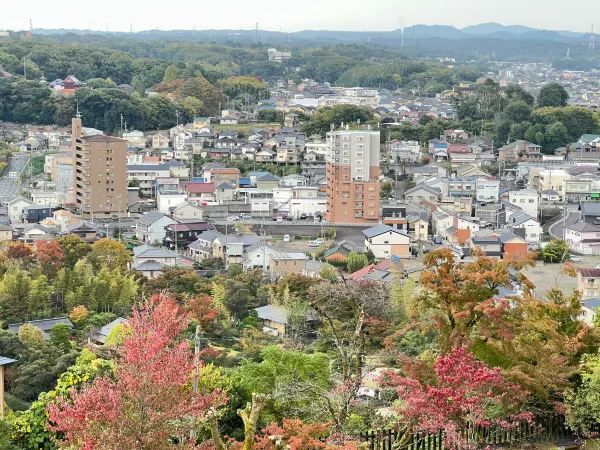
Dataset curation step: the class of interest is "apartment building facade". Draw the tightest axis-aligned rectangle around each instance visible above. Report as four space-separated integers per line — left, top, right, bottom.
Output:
73 117 128 217
325 129 381 224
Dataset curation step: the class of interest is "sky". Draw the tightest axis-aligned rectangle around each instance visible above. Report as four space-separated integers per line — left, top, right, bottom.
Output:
2 0 599 33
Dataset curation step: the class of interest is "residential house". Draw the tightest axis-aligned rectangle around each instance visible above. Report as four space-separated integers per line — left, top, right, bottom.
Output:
254 304 318 337
92 317 128 344
303 260 324 278
511 213 542 245
156 190 187 214
256 173 281 190
212 234 261 267
132 245 179 278
565 222 600 255
22 224 51 242
404 185 441 203
185 183 216 202
8 317 73 340
444 129 469 141
172 202 205 221
322 241 358 264
362 224 411 259
7 197 33 223
389 140 421 164
269 252 309 277
498 140 543 162
163 222 215 250
244 243 278 270
206 168 240 186
136 211 177 244
188 230 223 262
578 267 600 299
581 298 600 325
470 235 502 258
580 203 600 225
408 216 429 241
475 178 500 202
280 174 308 187
216 183 236 204
499 232 529 261
0 224 12 241
65 221 98 242
508 190 539 220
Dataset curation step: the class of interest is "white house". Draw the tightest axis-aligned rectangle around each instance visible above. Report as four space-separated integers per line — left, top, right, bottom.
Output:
8 197 34 223
565 222 600 255
475 178 500 202
580 298 600 326
244 243 278 270
136 211 177 244
508 189 539 220
156 191 188 214
362 224 411 259
511 213 542 245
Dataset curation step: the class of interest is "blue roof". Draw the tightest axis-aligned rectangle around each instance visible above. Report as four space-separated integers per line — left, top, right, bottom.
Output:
583 298 600 309
239 177 252 186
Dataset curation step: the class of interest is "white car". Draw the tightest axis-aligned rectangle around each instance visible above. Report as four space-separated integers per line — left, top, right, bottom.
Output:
226 216 240 222
240 213 252 220
308 240 321 248
283 234 291 243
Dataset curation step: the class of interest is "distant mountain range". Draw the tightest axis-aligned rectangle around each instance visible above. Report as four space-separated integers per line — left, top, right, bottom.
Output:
31 22 590 43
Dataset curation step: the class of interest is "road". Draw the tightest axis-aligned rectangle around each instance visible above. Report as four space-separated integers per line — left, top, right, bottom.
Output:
0 153 29 202
548 206 581 239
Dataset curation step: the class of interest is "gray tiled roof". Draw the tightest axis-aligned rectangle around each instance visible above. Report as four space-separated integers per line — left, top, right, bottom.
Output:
138 211 168 226
8 317 73 334
362 224 409 239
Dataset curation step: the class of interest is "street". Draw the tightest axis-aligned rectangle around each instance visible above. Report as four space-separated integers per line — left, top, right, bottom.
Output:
548 206 581 239
0 153 29 202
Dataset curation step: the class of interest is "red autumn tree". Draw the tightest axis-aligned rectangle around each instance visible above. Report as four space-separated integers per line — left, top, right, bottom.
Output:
382 347 531 450
48 294 225 449
34 240 65 277
185 294 220 330
5 241 34 265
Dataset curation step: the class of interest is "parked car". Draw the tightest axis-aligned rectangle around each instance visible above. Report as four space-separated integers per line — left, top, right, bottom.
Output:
284 216 293 222
283 234 291 243
308 240 321 248
240 213 252 220
276 216 284 223
570 256 583 262
226 216 240 222
300 213 307 220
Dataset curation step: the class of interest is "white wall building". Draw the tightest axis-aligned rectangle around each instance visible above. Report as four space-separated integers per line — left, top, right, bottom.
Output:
508 189 539 220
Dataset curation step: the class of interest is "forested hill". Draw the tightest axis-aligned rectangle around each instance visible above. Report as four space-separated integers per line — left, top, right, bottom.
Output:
27 24 600 68
0 36 483 132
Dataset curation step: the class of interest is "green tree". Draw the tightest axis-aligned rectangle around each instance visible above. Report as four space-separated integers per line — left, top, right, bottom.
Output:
17 323 44 346
88 238 131 272
303 105 374 136
347 251 369 273
28 274 52 319
49 324 72 352
542 239 571 263
57 235 91 269
232 346 331 421
537 82 569 107
0 267 32 322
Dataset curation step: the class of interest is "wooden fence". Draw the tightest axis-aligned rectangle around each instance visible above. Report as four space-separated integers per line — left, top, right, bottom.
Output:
360 414 579 450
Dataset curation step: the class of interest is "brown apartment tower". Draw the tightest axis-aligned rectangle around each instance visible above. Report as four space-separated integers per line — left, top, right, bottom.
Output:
72 117 128 218
325 128 381 224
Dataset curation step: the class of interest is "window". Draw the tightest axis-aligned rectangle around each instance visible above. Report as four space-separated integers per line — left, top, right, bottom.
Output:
356 152 364 157
357 144 364 149
357 136 364 142
356 159 363 165
356 168 364 173
343 159 349 165
342 151 349 156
